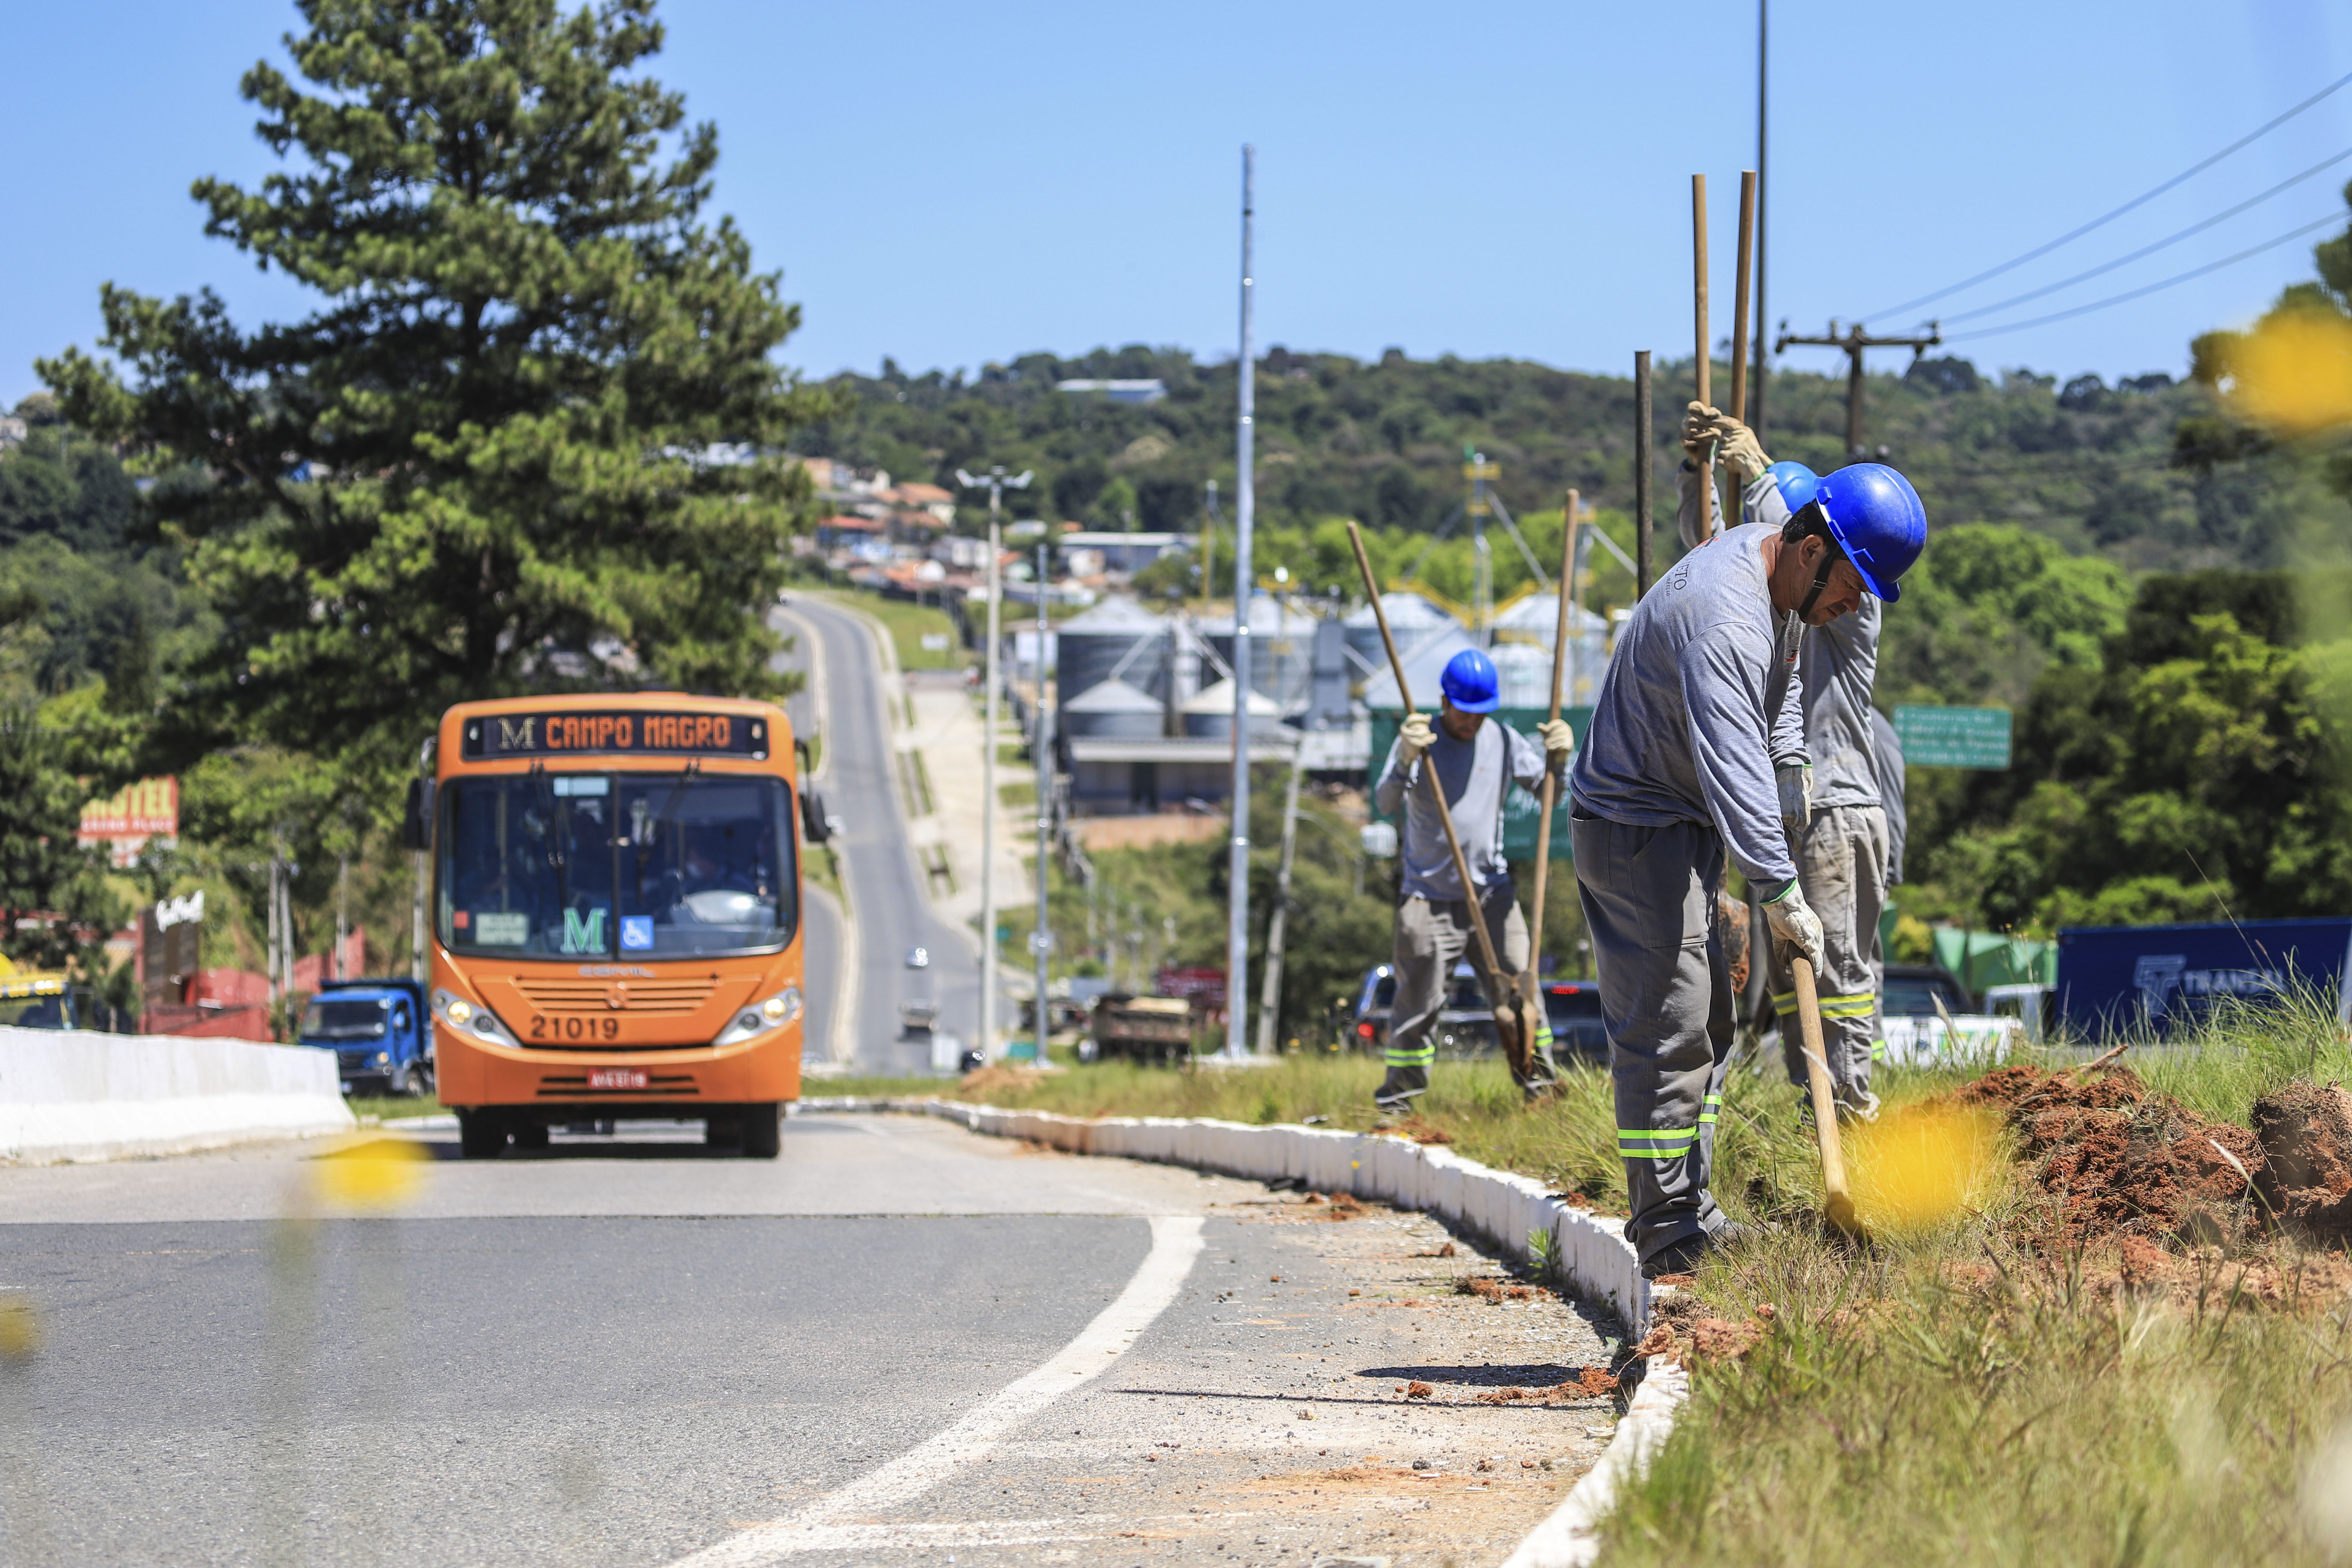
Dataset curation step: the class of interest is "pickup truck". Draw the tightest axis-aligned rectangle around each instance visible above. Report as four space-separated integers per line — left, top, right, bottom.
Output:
299 978 434 1098
1088 995 1195 1066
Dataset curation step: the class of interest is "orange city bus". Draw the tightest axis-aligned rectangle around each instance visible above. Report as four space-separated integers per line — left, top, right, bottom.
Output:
403 693 829 1159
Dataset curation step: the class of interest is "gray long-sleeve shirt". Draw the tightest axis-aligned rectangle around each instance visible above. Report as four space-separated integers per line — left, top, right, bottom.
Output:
1681 465 1883 811
1871 707 1908 884
1374 718 1551 901
1571 519 1804 890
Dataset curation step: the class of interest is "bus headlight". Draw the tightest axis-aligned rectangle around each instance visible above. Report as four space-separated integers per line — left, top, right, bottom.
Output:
433 988 520 1047
717 986 801 1047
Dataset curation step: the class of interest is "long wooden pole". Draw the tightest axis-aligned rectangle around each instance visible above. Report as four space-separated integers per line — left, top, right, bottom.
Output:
1692 175 1715 541
1730 170 1757 424
1345 522 1527 1075
1634 351 1652 597
1792 956 1859 1232
1521 491 1579 1058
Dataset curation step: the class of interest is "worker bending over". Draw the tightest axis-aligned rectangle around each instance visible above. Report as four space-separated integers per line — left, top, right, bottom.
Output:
1577 444 1923 1277
1371 648 1573 1113
1679 405 1905 1119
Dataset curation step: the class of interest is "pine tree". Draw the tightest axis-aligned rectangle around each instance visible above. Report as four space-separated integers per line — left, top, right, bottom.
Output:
41 0 828 795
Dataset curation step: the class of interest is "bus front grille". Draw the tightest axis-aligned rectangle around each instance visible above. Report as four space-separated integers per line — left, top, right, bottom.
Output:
514 977 719 1016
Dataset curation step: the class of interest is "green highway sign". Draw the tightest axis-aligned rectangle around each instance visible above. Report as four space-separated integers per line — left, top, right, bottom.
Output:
1366 706 1592 859
1894 704 2012 770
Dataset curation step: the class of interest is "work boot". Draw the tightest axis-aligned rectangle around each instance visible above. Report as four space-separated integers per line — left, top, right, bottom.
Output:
1640 1233 1713 1280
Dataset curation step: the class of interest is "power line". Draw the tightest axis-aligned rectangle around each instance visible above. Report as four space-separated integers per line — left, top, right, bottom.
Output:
1940 145 2352 324
1946 210 2346 341
1864 65 2352 322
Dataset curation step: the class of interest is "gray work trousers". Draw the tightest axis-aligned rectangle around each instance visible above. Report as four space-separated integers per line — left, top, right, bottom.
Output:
1767 804 1890 1118
1570 809 1734 1269
1376 889 1532 1106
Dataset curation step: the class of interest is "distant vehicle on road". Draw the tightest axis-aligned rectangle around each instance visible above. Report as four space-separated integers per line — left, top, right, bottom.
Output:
905 946 929 969
1343 963 1499 1059
300 978 434 1097
2052 916 2352 1041
1540 980 1607 1063
0 974 76 1030
410 693 828 1159
1089 994 1194 1065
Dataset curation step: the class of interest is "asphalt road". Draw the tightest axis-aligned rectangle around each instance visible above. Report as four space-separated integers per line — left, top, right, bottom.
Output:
0 1118 1620 1566
773 596 982 1076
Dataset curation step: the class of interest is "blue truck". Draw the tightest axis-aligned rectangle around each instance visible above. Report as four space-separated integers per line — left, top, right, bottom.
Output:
2054 917 2352 1042
298 978 435 1097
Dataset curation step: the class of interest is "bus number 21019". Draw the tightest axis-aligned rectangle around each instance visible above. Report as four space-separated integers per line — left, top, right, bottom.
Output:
531 1015 623 1042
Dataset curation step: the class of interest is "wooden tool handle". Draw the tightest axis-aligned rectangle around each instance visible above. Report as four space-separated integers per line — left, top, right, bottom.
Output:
1345 521 1511 991
1792 956 1858 1231
1523 492 1579 1007
1730 170 1757 425
1693 173 1717 541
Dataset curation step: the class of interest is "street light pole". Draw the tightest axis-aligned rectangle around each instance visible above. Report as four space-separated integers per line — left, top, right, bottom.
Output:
955 464 1032 1062
1225 143 1257 1060
1032 542 1054 1061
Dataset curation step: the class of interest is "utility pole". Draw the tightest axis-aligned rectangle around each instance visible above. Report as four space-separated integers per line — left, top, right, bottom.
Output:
1200 478 1220 613
1032 542 1053 1061
1464 450 1499 639
1225 144 1256 1060
1775 321 1942 461
955 463 1032 1061
1254 740 1307 1055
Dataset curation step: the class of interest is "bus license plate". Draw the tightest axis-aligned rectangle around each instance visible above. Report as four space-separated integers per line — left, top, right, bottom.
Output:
586 1068 648 1091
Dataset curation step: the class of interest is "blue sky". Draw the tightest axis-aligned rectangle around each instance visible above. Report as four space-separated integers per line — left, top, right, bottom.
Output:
5 0 2349 406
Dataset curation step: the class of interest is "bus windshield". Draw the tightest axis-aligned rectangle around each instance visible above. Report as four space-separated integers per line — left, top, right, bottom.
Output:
437 773 798 959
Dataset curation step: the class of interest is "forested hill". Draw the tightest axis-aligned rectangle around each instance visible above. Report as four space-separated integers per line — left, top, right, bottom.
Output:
793 346 2338 574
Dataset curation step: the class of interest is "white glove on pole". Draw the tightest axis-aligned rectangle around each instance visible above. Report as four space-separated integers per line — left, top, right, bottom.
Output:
1776 762 1813 836
1538 718 1574 769
1764 882 1826 973
1397 712 1435 769
1709 412 1771 486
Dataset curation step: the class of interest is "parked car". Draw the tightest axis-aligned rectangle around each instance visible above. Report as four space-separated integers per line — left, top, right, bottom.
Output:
1344 963 1499 1060
1540 980 1608 1063
1875 963 2017 1065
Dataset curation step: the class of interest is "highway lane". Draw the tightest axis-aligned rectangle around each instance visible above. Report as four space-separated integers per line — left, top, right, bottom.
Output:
775 594 981 1076
0 1119 1618 1566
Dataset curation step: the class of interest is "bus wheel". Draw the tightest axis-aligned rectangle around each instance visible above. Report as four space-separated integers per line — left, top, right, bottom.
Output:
456 1110 507 1159
704 1110 742 1148
511 1120 551 1152
740 1103 782 1159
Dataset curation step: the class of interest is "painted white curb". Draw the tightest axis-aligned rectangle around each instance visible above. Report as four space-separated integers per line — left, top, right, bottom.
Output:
0 1027 355 1164
798 1095 1686 1565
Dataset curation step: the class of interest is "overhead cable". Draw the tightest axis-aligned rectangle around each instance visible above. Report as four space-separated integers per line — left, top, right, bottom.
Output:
1863 65 2352 322
1945 210 2347 341
1939 145 2352 324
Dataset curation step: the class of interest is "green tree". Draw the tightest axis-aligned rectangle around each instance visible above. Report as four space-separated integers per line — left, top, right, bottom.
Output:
0 717 119 974
41 0 828 801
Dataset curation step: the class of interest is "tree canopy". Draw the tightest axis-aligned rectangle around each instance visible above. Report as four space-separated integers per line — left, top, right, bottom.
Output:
40 0 826 799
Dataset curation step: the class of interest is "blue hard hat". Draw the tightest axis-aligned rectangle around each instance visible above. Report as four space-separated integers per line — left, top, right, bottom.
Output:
1439 648 1501 714
1765 460 1819 516
1812 463 1926 602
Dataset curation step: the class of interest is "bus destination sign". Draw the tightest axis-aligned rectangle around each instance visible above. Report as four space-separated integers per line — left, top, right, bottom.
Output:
459 711 769 761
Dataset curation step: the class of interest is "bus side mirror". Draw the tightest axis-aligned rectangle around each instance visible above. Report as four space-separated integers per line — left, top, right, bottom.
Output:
801 788 831 845
401 778 435 851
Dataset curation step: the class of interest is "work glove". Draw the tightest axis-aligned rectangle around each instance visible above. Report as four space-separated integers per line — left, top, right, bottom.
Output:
1680 401 1721 462
1764 881 1826 973
1396 711 1435 768
1775 761 1812 836
1708 413 1771 487
1538 718 1574 769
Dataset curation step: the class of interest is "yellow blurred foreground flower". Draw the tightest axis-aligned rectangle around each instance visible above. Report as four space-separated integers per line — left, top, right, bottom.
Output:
1845 1105 2004 1234
2228 310 2352 436
0 1295 40 1361
311 1136 431 1212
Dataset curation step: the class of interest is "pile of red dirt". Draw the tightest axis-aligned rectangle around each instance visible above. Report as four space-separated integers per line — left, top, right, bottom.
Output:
2253 1081 2352 1241
1945 1065 2266 1246
1454 1276 1550 1304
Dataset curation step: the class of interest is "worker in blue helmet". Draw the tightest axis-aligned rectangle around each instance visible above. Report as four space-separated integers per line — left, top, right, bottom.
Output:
1567 408 1922 1278
1371 646 1575 1111
1678 402 1924 1125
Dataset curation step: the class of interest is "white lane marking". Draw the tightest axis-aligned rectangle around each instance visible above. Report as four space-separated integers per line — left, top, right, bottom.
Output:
666 1215 1207 1567
705 1511 1260 1556
779 604 859 1064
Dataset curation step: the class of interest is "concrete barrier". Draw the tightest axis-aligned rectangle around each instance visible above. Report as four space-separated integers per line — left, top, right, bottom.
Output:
0 1027 356 1164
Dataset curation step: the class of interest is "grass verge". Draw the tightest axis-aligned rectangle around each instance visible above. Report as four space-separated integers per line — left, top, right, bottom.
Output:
813 999 2352 1565
810 587 963 671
